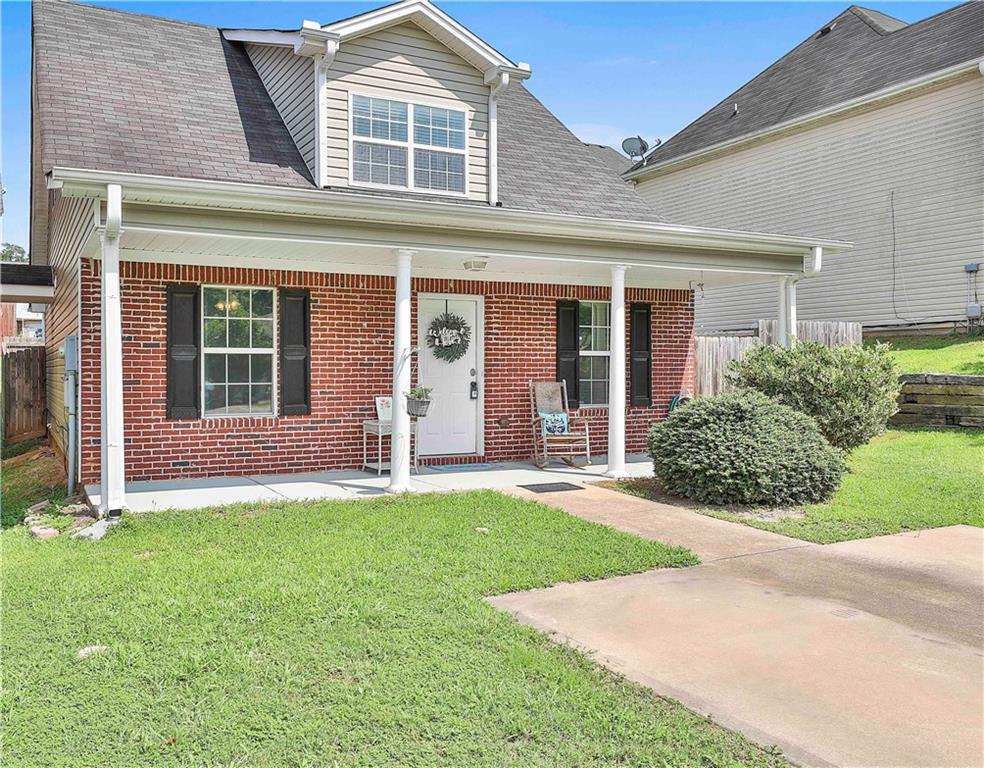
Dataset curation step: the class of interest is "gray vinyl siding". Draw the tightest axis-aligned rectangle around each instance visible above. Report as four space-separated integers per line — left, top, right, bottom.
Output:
325 22 489 200
44 194 94 456
635 75 984 330
246 44 316 176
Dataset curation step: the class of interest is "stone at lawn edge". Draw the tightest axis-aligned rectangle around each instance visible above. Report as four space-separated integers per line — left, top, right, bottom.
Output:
77 645 111 660
30 526 59 540
70 518 119 541
70 515 98 530
28 499 51 513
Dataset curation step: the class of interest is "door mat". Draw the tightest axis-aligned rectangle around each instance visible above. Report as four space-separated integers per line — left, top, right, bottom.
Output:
424 463 502 473
517 482 584 494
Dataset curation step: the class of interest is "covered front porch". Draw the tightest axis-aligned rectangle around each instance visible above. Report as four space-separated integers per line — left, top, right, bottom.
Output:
50 169 849 516
86 453 653 512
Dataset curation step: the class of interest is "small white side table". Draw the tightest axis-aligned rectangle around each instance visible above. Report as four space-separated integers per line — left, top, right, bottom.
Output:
362 420 419 475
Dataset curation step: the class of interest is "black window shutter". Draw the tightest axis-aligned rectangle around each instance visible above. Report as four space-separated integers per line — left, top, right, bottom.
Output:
630 302 653 407
556 300 580 409
166 284 201 419
280 289 311 416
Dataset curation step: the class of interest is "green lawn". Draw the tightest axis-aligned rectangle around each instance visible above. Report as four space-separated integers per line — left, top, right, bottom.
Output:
1 443 67 527
613 427 983 544
869 334 984 375
1 491 791 768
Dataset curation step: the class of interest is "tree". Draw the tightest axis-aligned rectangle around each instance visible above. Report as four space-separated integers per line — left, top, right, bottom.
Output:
1 243 28 263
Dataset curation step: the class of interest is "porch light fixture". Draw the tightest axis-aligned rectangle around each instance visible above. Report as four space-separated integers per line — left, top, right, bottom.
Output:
463 260 488 272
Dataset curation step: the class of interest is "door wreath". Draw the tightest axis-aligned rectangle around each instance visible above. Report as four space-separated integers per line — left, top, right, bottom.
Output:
426 312 471 363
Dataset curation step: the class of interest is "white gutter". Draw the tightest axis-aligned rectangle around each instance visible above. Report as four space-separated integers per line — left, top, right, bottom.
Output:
47 167 851 258
626 58 984 182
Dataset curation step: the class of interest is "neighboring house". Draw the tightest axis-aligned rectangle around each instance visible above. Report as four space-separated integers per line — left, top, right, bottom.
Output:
30 0 846 513
13 304 45 340
627 3 983 333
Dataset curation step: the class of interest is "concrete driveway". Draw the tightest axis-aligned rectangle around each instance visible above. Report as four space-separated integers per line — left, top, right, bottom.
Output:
492 486 984 768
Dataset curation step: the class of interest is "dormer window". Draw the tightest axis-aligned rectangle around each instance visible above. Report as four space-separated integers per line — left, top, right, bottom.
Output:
350 93 467 195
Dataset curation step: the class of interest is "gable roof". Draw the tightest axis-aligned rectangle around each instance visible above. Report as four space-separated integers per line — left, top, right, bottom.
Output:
33 0 657 222
630 2 984 177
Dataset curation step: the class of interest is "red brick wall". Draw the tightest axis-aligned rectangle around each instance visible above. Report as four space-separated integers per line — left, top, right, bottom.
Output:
80 260 695 483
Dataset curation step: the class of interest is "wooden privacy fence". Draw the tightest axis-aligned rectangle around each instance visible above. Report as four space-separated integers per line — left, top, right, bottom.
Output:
696 320 862 396
758 319 863 347
2 345 46 442
696 335 762 398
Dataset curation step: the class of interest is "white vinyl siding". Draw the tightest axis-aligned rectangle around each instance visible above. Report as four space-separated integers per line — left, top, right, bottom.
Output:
635 75 984 330
246 44 316 177
44 194 95 456
325 22 489 200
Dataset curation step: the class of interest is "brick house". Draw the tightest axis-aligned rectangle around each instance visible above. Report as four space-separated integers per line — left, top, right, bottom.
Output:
31 0 847 514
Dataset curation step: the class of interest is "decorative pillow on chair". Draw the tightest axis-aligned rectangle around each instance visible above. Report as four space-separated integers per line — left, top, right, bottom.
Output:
539 411 569 435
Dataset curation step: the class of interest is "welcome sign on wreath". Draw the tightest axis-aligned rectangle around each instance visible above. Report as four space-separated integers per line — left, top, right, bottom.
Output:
426 312 471 363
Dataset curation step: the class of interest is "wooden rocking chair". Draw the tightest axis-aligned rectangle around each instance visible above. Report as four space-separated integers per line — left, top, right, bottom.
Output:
529 381 591 468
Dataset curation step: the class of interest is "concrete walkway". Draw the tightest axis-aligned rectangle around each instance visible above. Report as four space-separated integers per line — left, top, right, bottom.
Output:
493 486 984 768
85 455 653 512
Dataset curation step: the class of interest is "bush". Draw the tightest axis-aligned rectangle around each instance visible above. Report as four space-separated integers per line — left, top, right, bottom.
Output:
648 392 845 507
728 341 900 451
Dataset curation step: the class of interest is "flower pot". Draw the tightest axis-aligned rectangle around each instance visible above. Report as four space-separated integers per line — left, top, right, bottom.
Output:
406 398 431 417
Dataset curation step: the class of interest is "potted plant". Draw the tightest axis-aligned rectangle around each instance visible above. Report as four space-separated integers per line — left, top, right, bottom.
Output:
406 386 433 417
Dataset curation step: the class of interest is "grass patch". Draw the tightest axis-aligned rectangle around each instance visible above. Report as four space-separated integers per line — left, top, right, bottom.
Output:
1 435 45 460
869 333 984 375
1 442 67 527
0 491 792 767
608 428 983 544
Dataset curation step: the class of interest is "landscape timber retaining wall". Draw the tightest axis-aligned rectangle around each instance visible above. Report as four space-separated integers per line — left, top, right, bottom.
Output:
891 374 984 428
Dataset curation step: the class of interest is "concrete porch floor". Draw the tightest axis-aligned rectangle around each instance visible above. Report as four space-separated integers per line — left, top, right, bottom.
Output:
85 454 652 512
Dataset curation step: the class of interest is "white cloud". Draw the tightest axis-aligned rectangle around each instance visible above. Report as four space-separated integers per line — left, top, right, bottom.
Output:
568 122 631 152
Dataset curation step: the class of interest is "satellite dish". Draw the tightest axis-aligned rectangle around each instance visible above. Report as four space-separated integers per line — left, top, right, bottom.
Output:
621 136 649 159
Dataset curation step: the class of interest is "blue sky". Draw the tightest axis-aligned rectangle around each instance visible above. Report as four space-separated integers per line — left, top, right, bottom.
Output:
0 0 958 251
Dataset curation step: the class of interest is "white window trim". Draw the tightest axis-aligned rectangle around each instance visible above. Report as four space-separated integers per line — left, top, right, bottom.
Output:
579 300 611 408
347 91 470 198
201 285 279 419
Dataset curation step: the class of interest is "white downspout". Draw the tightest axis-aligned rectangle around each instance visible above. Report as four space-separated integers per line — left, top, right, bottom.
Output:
779 246 823 347
296 21 339 189
485 70 510 206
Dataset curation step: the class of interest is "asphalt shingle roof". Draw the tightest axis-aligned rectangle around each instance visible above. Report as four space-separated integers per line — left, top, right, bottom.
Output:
0 263 55 287
638 2 984 170
34 0 657 221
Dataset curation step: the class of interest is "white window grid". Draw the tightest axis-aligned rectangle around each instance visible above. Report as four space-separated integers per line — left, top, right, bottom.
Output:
578 301 611 407
201 285 278 418
349 92 469 196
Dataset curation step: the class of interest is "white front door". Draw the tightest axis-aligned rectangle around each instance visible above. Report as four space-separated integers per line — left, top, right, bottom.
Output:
417 295 481 456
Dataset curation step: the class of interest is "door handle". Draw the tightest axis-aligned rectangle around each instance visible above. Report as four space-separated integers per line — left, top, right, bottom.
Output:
470 381 479 400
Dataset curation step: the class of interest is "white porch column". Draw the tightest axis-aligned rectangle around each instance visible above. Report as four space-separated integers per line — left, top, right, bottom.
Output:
100 184 126 514
784 277 798 345
776 277 789 347
387 249 414 493
605 265 628 478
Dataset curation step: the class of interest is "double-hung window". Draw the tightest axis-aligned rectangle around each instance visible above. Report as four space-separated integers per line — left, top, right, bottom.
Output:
578 301 611 406
202 287 275 416
351 94 467 194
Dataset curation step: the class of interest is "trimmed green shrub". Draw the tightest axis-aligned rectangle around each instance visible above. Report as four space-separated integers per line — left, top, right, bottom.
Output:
728 341 900 451
648 392 846 507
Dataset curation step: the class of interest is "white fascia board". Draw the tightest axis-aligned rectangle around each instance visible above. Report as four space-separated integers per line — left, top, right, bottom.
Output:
322 0 522 75
626 58 984 182
0 284 55 302
47 167 852 260
221 29 301 47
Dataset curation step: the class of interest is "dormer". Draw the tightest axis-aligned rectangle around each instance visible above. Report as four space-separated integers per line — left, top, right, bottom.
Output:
223 0 530 204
